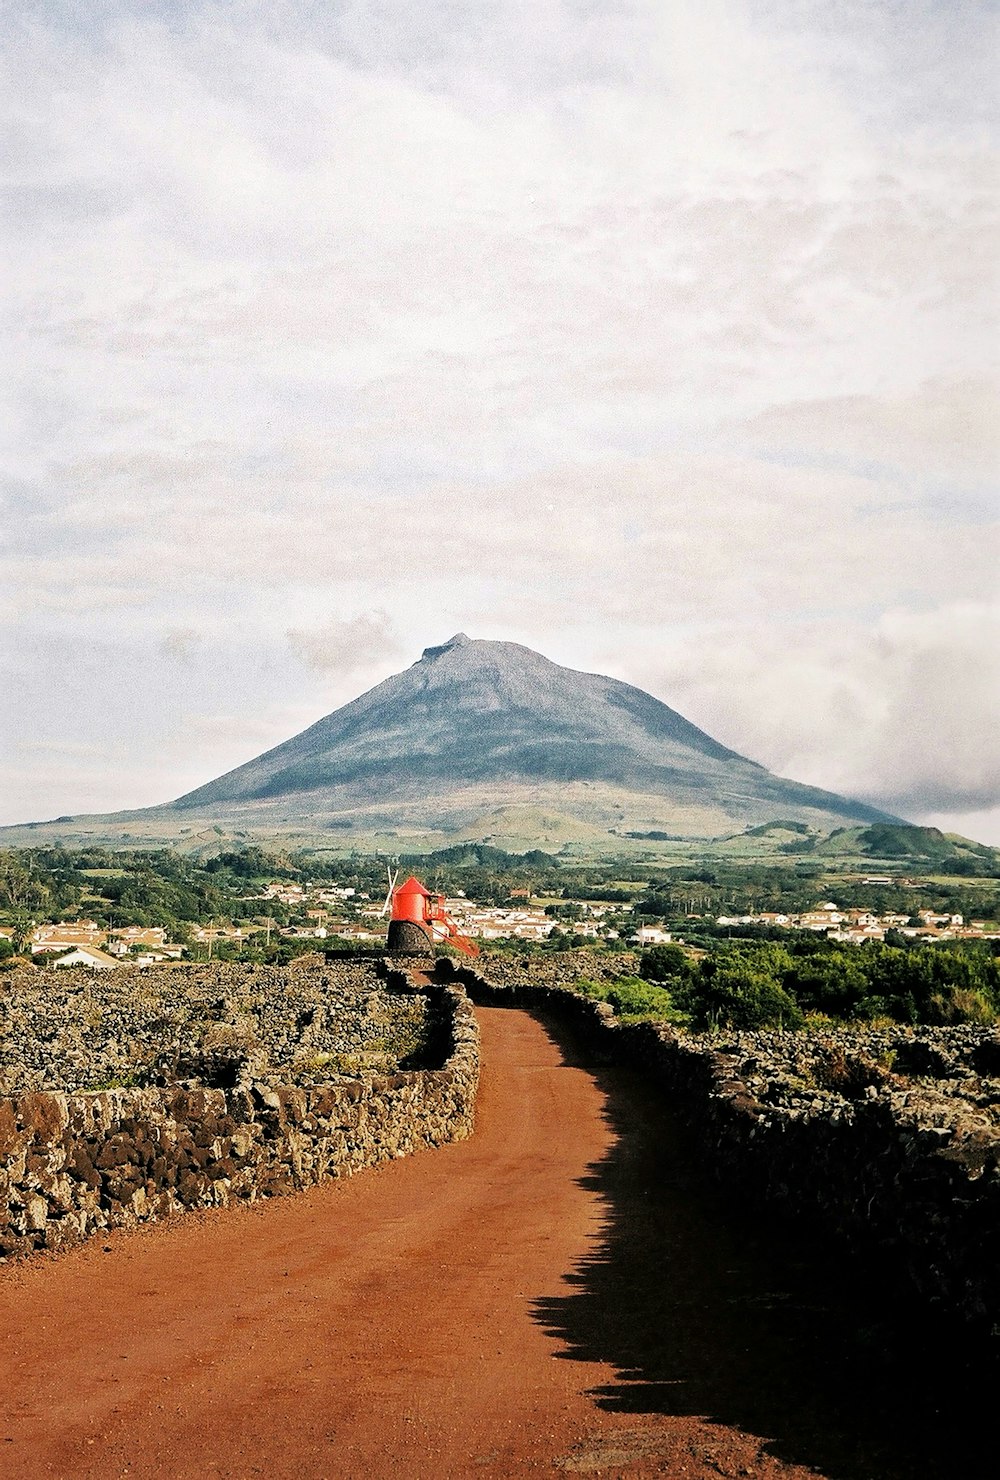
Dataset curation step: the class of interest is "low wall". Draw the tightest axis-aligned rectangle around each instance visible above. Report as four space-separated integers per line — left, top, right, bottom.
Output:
439 958 1000 1332
0 972 478 1260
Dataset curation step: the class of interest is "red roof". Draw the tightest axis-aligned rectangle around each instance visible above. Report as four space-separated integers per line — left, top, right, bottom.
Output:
394 876 432 898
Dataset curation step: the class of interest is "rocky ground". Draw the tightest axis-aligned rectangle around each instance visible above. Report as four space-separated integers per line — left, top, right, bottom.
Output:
0 959 430 1094
482 947 642 982
703 1021 1000 1131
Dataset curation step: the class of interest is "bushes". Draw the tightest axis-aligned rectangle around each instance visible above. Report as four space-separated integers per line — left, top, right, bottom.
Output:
691 963 804 1031
635 937 1000 1033
573 975 688 1025
639 943 692 983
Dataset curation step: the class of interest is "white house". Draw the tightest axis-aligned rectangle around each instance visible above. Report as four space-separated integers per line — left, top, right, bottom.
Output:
51 946 120 971
631 926 673 946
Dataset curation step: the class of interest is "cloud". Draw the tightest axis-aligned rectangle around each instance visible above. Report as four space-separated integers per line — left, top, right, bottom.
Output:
622 601 1000 819
738 377 1000 496
160 627 203 664
286 611 401 675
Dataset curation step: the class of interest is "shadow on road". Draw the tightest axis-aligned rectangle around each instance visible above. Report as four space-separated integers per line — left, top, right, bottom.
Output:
528 1009 995 1480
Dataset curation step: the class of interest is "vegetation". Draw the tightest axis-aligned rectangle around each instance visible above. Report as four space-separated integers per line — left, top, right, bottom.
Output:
572 975 688 1024
637 937 1000 1031
2 836 998 1030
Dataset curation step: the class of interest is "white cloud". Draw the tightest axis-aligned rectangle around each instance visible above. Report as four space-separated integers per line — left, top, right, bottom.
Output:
620 601 1000 820
738 376 1000 493
286 611 401 674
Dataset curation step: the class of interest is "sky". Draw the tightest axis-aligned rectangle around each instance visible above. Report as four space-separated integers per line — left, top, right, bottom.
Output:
2 0 998 841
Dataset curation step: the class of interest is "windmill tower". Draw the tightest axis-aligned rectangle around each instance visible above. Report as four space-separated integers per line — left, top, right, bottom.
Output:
384 875 480 958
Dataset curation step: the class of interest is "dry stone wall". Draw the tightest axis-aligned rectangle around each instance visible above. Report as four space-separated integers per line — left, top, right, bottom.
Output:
440 955 1000 1332
0 959 432 1094
0 962 478 1260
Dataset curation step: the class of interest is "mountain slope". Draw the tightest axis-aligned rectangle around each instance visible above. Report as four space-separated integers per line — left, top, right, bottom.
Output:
169 633 892 828
175 633 746 806
4 634 898 852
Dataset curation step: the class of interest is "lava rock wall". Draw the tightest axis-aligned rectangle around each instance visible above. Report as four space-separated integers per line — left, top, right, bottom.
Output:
0 972 478 1260
440 957 1000 1331
0 959 431 1095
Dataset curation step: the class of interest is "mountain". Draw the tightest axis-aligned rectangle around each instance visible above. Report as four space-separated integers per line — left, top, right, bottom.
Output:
2 634 899 854
175 632 746 806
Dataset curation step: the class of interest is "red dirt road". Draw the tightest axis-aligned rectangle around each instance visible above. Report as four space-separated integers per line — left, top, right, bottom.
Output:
0 1007 984 1479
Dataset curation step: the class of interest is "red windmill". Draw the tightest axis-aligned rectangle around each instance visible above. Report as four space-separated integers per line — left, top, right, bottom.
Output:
384 875 480 958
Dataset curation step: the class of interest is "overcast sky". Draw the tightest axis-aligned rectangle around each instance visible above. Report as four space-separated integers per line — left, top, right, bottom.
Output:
3 0 998 841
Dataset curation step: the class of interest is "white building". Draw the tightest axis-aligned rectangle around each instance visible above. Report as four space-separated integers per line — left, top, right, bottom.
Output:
631 926 673 946
51 946 120 971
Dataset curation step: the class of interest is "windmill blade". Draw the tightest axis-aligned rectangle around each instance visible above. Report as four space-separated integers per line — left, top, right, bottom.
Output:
379 865 399 918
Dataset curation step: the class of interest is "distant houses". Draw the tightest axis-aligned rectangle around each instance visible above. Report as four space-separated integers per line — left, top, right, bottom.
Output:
28 921 185 967
714 903 991 942
30 920 106 954
631 926 673 946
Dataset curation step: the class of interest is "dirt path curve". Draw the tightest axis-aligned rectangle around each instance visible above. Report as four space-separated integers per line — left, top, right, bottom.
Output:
0 1006 982 1480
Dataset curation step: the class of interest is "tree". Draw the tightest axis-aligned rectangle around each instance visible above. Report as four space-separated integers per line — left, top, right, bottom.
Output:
0 853 46 910
9 912 34 954
694 964 804 1030
640 943 692 983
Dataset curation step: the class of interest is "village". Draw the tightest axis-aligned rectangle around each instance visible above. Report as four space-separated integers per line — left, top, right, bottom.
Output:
0 885 584 969
2 873 997 971
715 902 999 943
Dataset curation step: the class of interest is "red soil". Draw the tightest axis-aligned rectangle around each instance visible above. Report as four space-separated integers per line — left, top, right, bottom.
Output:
0 1006 985 1479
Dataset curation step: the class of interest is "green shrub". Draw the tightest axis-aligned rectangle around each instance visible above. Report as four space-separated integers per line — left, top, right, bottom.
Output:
573 975 689 1025
692 965 804 1031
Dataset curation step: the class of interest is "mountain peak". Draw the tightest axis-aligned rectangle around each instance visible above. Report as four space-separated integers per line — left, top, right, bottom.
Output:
421 632 473 661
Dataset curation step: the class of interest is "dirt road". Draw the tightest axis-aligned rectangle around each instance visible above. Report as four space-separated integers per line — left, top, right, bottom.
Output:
0 1006 988 1479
